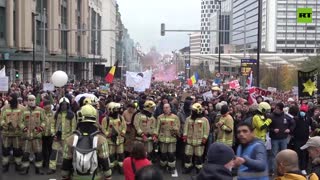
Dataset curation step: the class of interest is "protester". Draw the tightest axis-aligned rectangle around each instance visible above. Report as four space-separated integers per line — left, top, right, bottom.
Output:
216 104 234 147
235 122 269 180
289 105 311 174
275 149 318 180
194 143 235 180
123 141 152 180
269 102 295 173
300 136 320 178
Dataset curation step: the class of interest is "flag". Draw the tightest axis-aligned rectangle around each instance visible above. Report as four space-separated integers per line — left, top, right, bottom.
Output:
298 69 318 100
126 70 152 92
187 72 199 86
246 70 253 88
0 66 5 77
105 61 118 83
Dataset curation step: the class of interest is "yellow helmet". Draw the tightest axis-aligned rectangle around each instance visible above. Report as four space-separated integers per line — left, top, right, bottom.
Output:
79 104 97 123
211 86 221 91
192 103 203 114
83 98 92 105
108 102 121 113
258 102 271 113
144 100 156 110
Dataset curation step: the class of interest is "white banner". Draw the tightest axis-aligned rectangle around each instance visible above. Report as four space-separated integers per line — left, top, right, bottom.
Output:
0 76 9 92
0 66 5 77
126 70 152 92
43 83 55 91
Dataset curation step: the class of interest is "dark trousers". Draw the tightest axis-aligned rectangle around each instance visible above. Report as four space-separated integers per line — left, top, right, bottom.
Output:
292 139 308 170
42 136 53 168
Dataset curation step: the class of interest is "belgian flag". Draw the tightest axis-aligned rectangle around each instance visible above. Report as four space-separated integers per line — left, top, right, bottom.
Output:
105 60 119 83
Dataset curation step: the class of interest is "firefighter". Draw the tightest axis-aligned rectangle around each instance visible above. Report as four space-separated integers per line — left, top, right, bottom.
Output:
101 102 127 174
0 93 25 172
20 94 46 175
133 100 157 160
182 103 210 174
252 102 272 141
61 101 112 180
155 103 180 173
47 97 76 174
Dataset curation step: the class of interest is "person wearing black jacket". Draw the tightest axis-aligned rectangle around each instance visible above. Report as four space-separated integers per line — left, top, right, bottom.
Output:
193 143 235 180
289 105 312 173
269 102 296 173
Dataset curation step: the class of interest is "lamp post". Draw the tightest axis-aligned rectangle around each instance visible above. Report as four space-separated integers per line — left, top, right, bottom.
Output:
32 12 39 87
218 0 222 73
257 0 262 87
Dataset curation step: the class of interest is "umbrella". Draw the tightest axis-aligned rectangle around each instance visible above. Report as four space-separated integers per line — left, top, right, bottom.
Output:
75 93 98 103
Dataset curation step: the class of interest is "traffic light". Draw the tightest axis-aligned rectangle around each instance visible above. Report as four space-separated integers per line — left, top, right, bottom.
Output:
161 23 165 36
15 70 19 78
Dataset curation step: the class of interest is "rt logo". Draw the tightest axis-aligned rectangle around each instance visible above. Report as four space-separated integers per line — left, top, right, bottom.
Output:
297 8 313 23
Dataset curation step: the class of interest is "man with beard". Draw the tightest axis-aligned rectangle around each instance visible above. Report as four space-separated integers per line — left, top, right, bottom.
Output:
0 93 25 172
155 103 180 173
133 100 157 160
101 102 127 174
182 103 210 174
216 105 234 147
20 94 46 175
47 97 76 174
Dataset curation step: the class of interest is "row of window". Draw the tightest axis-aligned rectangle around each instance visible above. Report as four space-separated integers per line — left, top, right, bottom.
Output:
277 40 319 44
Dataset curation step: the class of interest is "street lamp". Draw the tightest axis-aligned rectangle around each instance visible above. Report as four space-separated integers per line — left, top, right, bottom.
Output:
32 12 39 87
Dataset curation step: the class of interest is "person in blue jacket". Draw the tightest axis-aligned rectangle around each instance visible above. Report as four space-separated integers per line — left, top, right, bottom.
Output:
234 122 269 180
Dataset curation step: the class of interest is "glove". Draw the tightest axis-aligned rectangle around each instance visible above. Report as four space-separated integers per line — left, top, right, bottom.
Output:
201 138 207 145
152 135 158 142
182 136 187 142
141 134 147 142
35 126 44 133
265 119 272 126
23 127 28 132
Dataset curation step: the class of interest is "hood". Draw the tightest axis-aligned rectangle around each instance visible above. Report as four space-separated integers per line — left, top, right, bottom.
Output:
195 164 232 180
274 172 311 180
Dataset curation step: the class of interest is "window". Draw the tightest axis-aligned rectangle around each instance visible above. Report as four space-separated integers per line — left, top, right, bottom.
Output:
0 7 5 39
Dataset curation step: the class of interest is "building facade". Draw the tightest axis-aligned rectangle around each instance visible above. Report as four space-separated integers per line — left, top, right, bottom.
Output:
190 32 201 54
201 0 220 54
232 0 320 54
0 0 112 84
101 0 116 67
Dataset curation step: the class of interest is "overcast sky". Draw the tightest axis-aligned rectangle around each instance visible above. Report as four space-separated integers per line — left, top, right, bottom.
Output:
117 0 201 54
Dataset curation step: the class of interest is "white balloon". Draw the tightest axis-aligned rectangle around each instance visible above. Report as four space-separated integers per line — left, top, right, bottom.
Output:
51 71 68 87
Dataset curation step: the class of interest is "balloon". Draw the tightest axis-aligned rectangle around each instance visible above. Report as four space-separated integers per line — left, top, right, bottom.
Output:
51 71 68 87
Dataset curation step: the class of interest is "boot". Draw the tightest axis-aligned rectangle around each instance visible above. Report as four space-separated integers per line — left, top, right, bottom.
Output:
19 167 29 175
2 164 9 173
15 164 22 172
182 167 193 174
118 166 124 174
168 166 175 174
35 167 44 175
196 168 201 174
47 169 56 175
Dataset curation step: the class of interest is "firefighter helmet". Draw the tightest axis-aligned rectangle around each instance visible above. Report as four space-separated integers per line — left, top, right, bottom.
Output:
258 102 271 113
192 103 203 114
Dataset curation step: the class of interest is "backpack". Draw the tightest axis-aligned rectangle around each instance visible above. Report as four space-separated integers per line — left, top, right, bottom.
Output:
72 130 100 177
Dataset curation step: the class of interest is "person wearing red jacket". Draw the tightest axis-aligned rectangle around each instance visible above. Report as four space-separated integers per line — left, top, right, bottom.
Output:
123 141 151 180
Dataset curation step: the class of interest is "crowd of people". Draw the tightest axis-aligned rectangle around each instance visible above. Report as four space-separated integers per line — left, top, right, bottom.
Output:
1 80 320 180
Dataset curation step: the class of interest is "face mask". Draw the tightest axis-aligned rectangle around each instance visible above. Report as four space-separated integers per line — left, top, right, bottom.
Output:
300 112 306 117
